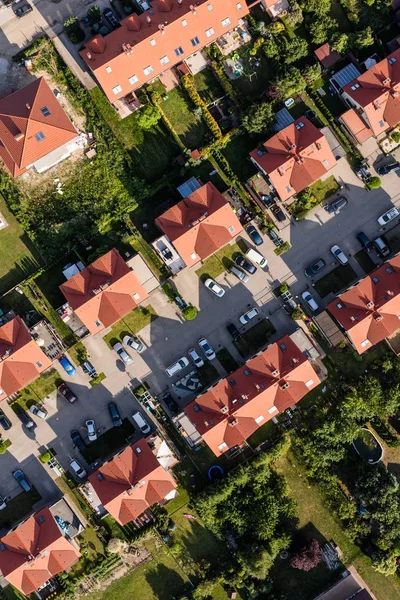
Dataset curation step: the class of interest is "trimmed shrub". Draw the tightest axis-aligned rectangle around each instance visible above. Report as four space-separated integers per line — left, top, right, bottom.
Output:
274 242 291 256
0 439 11 454
183 306 198 321
366 176 381 190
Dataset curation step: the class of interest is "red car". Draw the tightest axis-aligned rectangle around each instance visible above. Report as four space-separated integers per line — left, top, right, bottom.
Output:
58 382 77 403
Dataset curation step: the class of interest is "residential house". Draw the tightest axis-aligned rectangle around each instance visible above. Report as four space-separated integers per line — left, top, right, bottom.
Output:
313 566 374 600
184 334 320 456
341 49 400 138
327 255 400 354
0 316 52 403
0 507 80 595
249 117 336 202
80 0 249 116
155 181 243 268
260 0 289 19
0 77 80 177
338 108 373 145
89 439 178 526
59 248 148 335
314 43 341 69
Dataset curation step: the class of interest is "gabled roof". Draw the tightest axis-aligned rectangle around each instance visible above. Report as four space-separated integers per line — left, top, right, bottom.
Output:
339 108 373 144
89 440 177 525
0 316 52 402
327 255 400 354
184 335 320 455
314 43 341 69
80 0 248 103
343 49 400 136
0 507 80 595
0 77 78 177
249 118 336 201
60 249 148 334
155 182 243 267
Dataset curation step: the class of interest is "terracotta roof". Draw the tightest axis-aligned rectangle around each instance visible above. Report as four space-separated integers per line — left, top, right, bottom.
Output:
0 316 52 402
0 507 80 595
249 118 336 201
80 0 248 103
314 43 341 68
343 49 400 136
155 182 243 267
339 108 373 144
0 77 78 177
89 440 177 525
184 334 320 456
60 249 148 334
327 255 400 354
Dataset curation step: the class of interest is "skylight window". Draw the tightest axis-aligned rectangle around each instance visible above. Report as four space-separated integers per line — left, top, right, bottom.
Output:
182 19 187 26
129 74 138 85
160 55 170 66
191 36 200 47
175 46 184 56
372 276 379 283
221 17 231 27
206 27 214 38
143 66 154 76
361 339 370 348
295 121 304 129
255 415 264 424
35 131 45 142
389 57 397 65
386 267 393 273
106 66 112 73
112 85 122 95
40 106 51 116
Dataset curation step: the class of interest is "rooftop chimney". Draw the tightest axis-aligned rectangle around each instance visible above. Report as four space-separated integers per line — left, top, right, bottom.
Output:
146 15 152 24
25 103 31 110
86 52 92 60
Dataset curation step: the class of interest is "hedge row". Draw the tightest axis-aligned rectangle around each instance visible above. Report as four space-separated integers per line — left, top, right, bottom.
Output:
182 75 223 140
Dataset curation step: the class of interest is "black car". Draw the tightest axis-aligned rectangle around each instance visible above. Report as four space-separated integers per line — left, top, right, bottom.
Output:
304 258 326 278
17 410 35 430
235 255 257 274
267 228 283 247
58 382 78 403
108 402 123 427
162 392 179 414
0 409 11 431
103 7 119 28
357 231 373 253
246 225 263 246
226 322 241 342
174 296 187 311
378 162 400 175
325 197 348 214
71 429 86 452
271 204 286 222
14 2 33 18
260 194 276 208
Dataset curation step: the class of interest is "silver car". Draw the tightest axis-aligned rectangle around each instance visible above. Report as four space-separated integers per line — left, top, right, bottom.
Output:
122 335 144 353
204 278 225 297
69 459 87 480
188 347 204 368
29 404 48 420
198 338 216 360
86 419 97 442
113 342 133 365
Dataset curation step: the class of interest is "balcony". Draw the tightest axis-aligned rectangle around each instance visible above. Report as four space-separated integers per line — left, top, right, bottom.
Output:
114 92 141 119
215 25 251 56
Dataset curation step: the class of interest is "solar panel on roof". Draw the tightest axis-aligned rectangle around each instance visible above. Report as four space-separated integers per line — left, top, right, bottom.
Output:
273 107 295 132
331 63 361 89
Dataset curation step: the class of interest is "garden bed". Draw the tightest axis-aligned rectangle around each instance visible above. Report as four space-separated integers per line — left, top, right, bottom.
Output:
81 418 135 464
314 264 357 298
234 319 276 357
195 242 242 281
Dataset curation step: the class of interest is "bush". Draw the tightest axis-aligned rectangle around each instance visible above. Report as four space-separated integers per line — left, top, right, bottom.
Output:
291 308 303 320
291 539 321 571
274 242 291 256
89 372 106 387
0 439 11 454
183 306 198 321
366 176 381 190
39 450 53 463
391 131 400 143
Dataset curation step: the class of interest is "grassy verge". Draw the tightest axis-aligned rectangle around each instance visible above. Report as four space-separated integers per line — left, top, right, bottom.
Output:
68 341 88 366
13 369 62 411
314 264 357 298
81 419 135 464
103 305 158 348
216 348 238 373
234 319 276 358
353 250 377 274
195 242 242 281
157 86 207 149
0 487 41 529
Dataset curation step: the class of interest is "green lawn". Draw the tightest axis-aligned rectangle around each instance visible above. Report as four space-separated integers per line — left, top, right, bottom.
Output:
193 68 225 105
68 341 88 367
0 487 41 529
0 194 42 296
195 242 242 281
35 252 77 309
81 418 135 464
354 250 377 274
198 362 220 389
14 369 62 410
330 0 353 32
309 176 340 204
247 420 280 449
314 264 357 298
222 133 259 181
159 87 207 149
230 47 274 98
103 305 158 348
234 319 276 358
216 348 238 374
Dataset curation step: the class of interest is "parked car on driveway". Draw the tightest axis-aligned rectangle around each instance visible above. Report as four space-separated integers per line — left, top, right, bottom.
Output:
246 225 263 246
69 459 87 480
374 235 390 257
0 409 11 430
71 429 86 451
166 356 189 377
86 420 97 442
59 356 76 376
271 204 286 222
331 245 348 265
198 338 216 360
122 335 144 353
29 404 48 420
378 162 400 175
113 342 133 365
13 469 32 492
235 255 257 274
325 197 348 214
188 347 204 368
377 207 400 226
14 1 33 18
58 382 77 403
162 392 179 414
229 265 249 283
17 410 35 430
357 231 373 252
108 402 123 427
301 291 319 312
132 411 151 435
304 259 326 278
267 228 283 247
239 307 259 325
204 278 225 297
226 322 241 341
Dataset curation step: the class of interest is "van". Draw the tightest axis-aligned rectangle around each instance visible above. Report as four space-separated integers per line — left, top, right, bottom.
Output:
229 265 249 283
132 411 151 435
245 248 268 268
166 356 189 378
373 236 390 257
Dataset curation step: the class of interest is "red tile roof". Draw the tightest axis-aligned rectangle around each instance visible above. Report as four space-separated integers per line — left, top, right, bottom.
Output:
89 440 177 525
343 49 400 136
0 77 78 177
249 118 336 201
327 255 400 354
155 182 243 267
339 108 373 144
314 43 341 69
0 507 80 595
60 248 148 334
184 334 320 456
0 316 52 402
80 0 248 103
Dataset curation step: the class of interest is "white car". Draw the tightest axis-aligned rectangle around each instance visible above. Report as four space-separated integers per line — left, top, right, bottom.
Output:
331 245 348 265
188 347 204 368
29 404 48 420
204 278 225 297
132 411 151 435
122 335 144 353
0 496 6 510
69 459 87 480
198 337 216 360
377 207 400 226
113 342 133 365
239 307 259 325
166 356 189 377
86 419 97 442
302 291 319 312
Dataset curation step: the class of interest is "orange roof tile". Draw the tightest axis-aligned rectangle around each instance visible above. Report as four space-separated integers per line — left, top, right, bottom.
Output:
343 49 400 136
59 249 148 334
0 507 80 595
250 118 336 201
89 440 177 525
80 0 248 103
340 108 373 144
155 182 242 267
314 43 341 69
184 335 320 455
327 255 400 354
0 77 78 177
0 316 52 402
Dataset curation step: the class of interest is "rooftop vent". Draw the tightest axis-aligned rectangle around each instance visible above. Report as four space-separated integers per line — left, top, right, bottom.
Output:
366 301 374 309
272 369 279 377
193 404 200 412
229 419 238 427
221 406 228 414
280 382 290 390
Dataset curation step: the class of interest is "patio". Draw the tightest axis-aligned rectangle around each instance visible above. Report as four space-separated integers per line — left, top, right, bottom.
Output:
113 93 141 119
215 25 251 56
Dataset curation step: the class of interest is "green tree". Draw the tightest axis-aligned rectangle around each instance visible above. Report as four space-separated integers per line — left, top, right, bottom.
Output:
351 26 375 49
367 176 381 189
182 306 198 320
136 105 161 130
303 0 331 14
302 63 322 87
241 102 274 135
282 37 309 64
285 1 304 27
264 37 280 59
268 21 285 34
309 15 338 45
331 32 349 54
269 66 306 99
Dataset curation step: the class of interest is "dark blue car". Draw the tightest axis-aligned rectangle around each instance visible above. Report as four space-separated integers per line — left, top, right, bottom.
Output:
108 402 123 427
246 225 263 246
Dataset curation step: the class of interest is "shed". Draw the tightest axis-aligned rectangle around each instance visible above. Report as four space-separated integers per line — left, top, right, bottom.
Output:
313 311 345 347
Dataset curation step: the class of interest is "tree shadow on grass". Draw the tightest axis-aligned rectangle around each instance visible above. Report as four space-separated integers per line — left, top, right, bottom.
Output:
145 563 188 600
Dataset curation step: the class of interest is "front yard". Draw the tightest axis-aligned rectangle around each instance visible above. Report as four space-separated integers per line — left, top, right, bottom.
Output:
103 305 158 348
314 264 358 298
195 242 242 281
234 319 276 358
13 369 62 411
81 418 135 464
353 250 377 274
0 487 41 529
